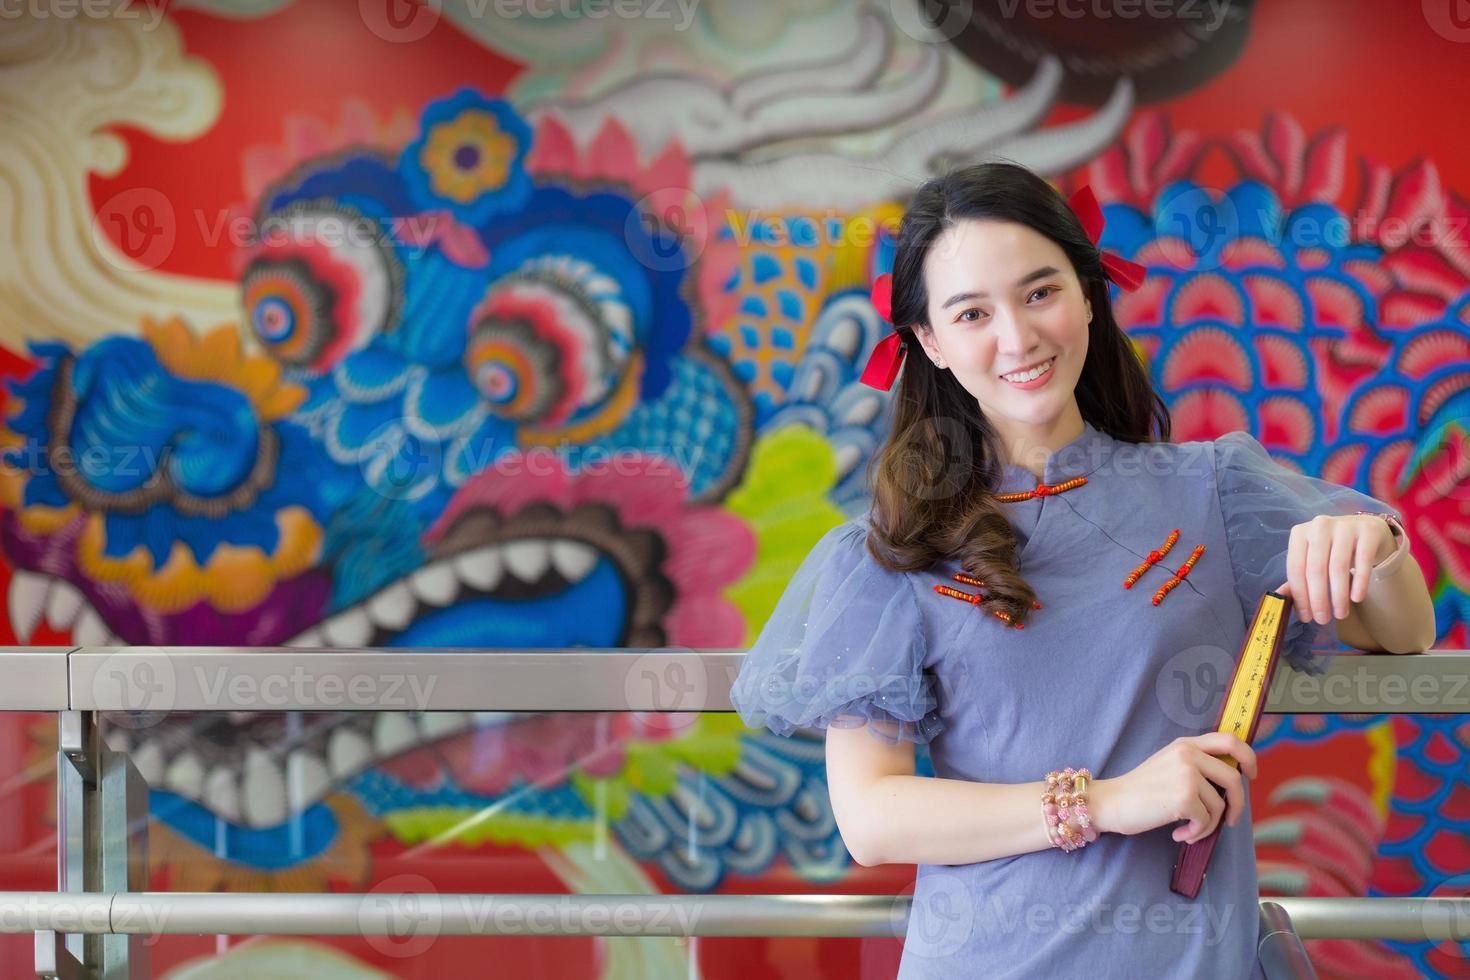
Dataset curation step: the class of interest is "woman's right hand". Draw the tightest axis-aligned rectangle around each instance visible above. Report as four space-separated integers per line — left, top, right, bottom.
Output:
1089 733 1259 844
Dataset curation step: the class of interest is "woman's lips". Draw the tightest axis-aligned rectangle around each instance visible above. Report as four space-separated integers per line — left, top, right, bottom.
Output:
1000 356 1057 389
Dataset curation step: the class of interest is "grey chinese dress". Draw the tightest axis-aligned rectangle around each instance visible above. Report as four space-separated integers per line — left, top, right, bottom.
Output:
730 420 1401 979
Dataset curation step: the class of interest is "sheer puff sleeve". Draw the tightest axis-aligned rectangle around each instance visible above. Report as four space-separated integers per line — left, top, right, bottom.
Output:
1212 430 1406 673
729 519 944 745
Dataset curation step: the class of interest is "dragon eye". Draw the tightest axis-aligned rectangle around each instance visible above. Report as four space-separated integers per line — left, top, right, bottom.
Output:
240 200 404 371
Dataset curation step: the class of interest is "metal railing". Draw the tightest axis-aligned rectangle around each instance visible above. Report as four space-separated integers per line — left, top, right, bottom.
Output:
3 645 1466 979
2 645 1464 713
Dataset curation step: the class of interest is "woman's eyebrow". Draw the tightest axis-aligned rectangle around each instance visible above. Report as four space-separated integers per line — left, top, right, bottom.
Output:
941 266 1062 307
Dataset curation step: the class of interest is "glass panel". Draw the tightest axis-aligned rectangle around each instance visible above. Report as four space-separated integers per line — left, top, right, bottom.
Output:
91 709 896 977
0 711 58 967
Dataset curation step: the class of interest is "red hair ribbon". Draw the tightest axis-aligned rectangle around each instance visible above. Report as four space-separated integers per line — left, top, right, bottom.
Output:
858 272 906 390
857 185 1145 392
1067 185 1148 292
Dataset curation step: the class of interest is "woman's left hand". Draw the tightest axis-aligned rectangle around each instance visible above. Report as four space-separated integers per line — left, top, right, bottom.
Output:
1275 514 1397 624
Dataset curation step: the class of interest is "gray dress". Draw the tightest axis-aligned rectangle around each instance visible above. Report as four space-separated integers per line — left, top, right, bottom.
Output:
730 420 1400 979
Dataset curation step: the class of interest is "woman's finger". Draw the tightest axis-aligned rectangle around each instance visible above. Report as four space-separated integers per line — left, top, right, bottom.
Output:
1287 524 1311 624
1307 521 1332 624
1195 753 1246 826
1330 520 1355 620
1351 522 1376 604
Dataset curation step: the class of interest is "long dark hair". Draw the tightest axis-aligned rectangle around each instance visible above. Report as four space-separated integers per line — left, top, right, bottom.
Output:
865 161 1171 627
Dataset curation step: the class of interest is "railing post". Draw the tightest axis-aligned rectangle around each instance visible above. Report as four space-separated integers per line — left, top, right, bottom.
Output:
42 711 149 979
1258 901 1319 979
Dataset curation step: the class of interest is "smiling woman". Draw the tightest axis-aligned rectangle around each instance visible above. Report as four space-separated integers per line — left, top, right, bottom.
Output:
729 161 1435 980
868 162 1168 626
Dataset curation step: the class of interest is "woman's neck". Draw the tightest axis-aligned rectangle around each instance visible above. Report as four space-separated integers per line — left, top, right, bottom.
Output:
995 405 1086 482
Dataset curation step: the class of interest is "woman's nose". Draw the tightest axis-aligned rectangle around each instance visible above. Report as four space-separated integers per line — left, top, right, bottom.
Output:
992 308 1039 354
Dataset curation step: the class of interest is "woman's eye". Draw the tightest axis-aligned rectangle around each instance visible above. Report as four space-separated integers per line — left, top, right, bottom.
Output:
1029 287 1055 302
959 308 984 323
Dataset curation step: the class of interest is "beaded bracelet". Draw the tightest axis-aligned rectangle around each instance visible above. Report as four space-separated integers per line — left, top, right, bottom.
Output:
1042 767 1099 853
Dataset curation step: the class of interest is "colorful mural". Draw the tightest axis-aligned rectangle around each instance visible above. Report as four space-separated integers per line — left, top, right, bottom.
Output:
0 1 1466 977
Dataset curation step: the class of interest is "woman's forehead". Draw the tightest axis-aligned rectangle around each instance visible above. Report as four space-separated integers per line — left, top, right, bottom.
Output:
924 219 1069 285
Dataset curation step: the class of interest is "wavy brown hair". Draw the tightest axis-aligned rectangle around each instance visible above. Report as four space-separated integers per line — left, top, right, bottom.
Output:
864 161 1171 627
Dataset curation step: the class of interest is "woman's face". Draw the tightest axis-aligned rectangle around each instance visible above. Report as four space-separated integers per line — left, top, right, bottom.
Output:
914 218 1092 433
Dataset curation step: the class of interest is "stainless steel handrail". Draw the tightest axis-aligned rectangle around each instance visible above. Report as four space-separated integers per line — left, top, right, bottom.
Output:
7 644 1465 977
0 645 1460 713
1258 902 1319 980
0 893 1465 940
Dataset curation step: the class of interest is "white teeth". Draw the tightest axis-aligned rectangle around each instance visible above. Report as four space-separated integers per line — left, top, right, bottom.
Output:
366 581 415 630
418 711 469 741
503 538 550 583
1002 357 1055 383
327 728 372 780
129 740 164 786
9 572 48 643
452 546 503 591
322 608 373 647
73 607 110 646
241 747 287 828
164 751 205 799
550 540 597 582
203 768 240 823
44 580 84 630
410 563 459 606
373 712 418 757
286 749 332 807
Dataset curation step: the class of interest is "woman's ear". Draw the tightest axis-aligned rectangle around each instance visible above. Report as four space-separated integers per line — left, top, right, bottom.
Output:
912 325 945 368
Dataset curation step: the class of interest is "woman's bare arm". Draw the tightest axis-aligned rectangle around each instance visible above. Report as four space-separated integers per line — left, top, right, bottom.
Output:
825 719 1057 866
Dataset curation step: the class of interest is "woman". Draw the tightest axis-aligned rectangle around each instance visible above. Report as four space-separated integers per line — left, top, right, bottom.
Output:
729 162 1436 979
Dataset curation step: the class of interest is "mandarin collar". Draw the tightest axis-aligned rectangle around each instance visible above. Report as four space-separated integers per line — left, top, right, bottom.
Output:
997 420 1114 495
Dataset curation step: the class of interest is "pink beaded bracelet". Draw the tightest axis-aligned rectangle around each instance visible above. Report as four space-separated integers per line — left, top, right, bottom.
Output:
1042 767 1099 853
